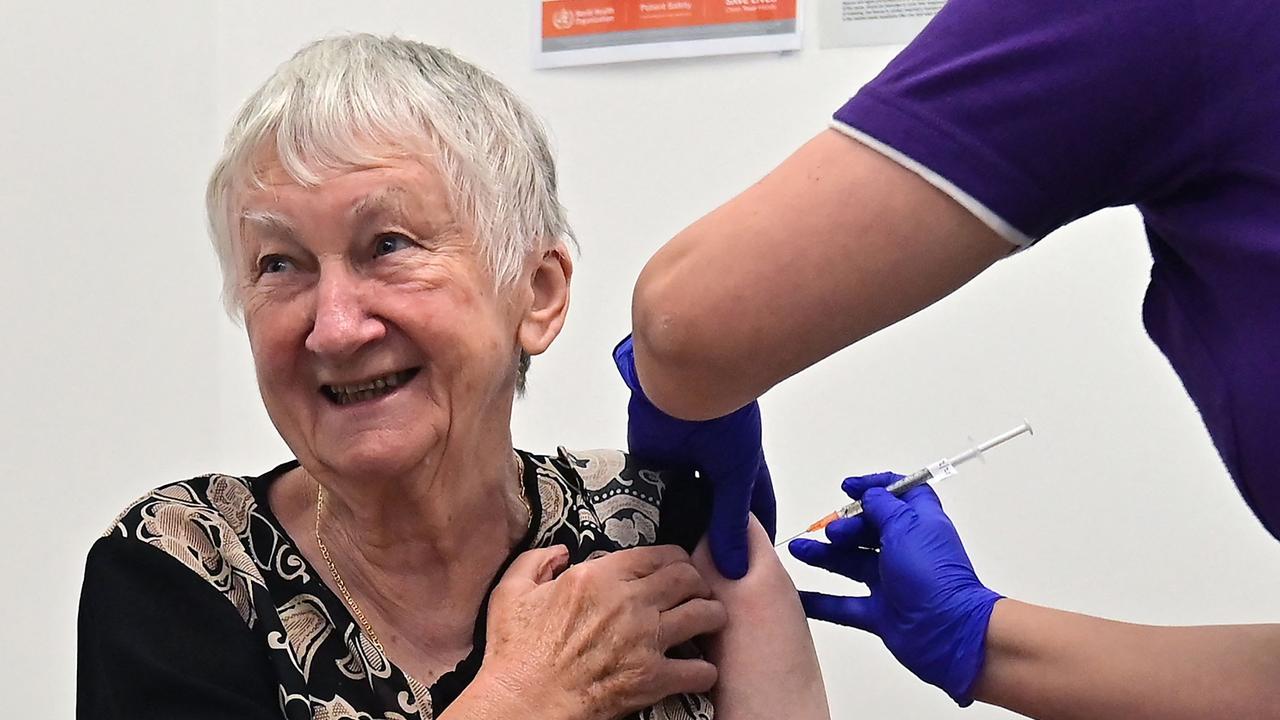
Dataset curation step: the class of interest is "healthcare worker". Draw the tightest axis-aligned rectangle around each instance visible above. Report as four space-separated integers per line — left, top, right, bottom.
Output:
613 1 1280 718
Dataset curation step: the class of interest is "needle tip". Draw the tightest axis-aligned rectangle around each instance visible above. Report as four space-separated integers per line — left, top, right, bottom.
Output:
773 531 804 548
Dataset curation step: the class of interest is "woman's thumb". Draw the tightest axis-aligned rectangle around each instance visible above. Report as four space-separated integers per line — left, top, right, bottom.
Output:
501 545 570 587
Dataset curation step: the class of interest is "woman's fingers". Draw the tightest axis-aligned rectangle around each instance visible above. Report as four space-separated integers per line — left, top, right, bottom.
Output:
633 558 712 610
602 543 693 579
658 597 728 649
602 543 718 611
495 545 569 594
485 542 726 718
654 657 720 697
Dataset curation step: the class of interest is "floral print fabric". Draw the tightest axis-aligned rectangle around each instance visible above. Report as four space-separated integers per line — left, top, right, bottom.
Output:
93 448 711 720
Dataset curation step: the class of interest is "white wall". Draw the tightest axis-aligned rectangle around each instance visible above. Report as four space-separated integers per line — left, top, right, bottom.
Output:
6 1 1278 716
1 2 221 713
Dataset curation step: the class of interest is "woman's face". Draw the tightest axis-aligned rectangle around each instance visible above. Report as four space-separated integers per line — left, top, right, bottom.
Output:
233 154 563 480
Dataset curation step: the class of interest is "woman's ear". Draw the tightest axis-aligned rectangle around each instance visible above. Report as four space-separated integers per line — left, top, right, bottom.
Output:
518 243 573 356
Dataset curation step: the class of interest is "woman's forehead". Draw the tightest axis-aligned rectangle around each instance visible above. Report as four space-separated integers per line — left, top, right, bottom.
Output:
235 157 454 228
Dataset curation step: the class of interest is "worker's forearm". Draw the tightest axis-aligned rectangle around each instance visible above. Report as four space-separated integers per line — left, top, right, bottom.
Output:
631 130 1010 420
974 599 1280 720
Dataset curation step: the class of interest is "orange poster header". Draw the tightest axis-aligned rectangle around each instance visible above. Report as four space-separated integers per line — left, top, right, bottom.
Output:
542 0 797 38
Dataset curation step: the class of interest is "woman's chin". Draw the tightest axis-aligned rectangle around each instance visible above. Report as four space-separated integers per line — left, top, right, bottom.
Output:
313 437 436 481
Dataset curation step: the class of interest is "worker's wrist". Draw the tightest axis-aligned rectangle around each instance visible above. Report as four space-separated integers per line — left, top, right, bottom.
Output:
940 589 1003 706
969 598 1034 707
881 581 1002 706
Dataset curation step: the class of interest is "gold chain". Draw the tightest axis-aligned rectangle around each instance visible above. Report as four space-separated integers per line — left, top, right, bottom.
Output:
314 483 386 653
314 451 529 656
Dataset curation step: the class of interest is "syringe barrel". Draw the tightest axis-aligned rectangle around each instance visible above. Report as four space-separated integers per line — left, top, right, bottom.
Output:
783 422 1032 542
886 467 933 494
835 467 933 519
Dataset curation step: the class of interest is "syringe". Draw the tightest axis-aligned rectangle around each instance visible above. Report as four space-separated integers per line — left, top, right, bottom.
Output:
774 421 1034 547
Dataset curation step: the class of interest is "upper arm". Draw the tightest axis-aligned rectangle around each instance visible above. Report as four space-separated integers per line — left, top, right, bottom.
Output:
633 129 1010 419
632 1 1202 422
78 538 279 720
692 517 831 720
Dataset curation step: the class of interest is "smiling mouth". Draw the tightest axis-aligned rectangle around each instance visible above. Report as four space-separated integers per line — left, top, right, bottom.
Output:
321 368 420 406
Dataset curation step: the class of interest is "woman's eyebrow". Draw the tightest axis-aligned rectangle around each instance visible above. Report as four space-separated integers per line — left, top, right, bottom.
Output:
239 209 297 240
349 187 411 223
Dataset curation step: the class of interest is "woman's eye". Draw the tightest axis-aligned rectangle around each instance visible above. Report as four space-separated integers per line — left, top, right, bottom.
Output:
374 232 414 257
257 255 293 275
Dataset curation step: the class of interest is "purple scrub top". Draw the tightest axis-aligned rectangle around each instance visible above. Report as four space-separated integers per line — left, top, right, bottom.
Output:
834 0 1280 539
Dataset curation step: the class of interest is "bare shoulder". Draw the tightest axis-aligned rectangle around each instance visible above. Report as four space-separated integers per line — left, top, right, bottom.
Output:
691 518 831 720
691 519 796 609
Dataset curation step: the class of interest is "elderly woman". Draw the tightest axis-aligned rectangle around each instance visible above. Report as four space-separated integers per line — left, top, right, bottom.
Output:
77 35 828 720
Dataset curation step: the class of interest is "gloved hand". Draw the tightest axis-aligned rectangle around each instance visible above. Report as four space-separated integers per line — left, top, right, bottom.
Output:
789 472 1002 706
613 335 776 579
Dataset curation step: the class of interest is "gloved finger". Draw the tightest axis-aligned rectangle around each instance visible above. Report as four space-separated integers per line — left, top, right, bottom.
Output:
707 481 753 579
627 395 698 464
788 539 880 584
798 591 878 633
857 487 914 534
841 472 904 500
899 482 945 513
825 516 881 550
612 334 640 389
749 461 777 541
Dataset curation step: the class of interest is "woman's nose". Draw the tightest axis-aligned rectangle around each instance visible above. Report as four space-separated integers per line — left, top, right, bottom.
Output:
305 270 385 356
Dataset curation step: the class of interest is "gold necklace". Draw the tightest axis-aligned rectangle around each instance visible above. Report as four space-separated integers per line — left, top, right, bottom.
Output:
313 451 529 655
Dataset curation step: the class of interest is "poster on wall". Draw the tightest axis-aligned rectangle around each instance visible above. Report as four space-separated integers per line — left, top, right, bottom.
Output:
534 0 802 68
818 0 942 47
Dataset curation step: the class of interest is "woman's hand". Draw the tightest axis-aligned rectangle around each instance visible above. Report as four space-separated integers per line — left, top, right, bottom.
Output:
470 543 727 720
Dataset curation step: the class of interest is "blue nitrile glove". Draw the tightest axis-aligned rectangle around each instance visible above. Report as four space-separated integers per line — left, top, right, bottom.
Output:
613 335 776 579
789 472 1002 706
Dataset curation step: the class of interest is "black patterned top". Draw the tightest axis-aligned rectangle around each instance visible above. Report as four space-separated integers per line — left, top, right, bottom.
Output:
78 448 712 720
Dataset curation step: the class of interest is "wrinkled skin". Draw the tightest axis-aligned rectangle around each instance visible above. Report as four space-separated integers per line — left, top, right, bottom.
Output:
482 544 728 720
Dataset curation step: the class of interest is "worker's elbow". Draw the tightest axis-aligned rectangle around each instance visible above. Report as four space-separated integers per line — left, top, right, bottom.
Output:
627 269 691 412
631 261 720 420
632 262 686 370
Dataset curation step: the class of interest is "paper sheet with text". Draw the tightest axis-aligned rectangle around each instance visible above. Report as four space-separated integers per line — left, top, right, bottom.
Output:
535 0 802 68
819 0 942 47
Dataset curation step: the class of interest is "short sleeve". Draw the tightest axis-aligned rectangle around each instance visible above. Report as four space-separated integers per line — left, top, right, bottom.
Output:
834 0 1207 242
77 537 279 720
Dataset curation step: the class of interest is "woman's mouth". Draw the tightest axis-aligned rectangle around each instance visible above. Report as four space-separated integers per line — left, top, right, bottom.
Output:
321 368 420 406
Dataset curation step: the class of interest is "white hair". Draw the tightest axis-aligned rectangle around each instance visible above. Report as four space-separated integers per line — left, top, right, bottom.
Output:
206 33 576 315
